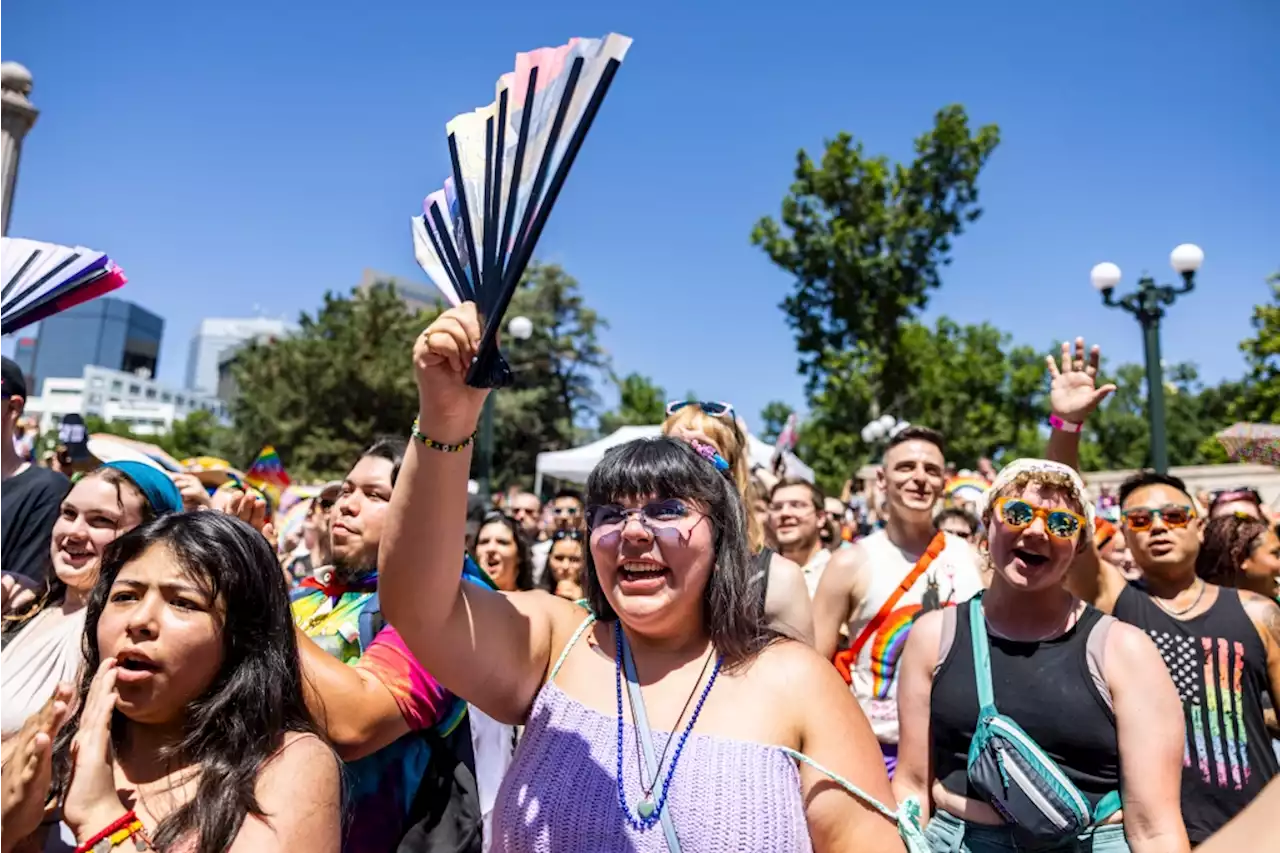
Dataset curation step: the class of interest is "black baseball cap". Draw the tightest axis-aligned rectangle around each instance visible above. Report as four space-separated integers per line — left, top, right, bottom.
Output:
1 357 27 399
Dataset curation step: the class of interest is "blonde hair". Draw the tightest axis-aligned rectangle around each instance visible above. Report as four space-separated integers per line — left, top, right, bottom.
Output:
662 406 763 551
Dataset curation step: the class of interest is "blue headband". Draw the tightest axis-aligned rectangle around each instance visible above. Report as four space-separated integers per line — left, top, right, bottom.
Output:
103 461 184 515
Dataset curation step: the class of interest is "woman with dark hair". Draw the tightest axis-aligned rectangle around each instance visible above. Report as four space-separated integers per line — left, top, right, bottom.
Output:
474 512 535 592
4 512 340 852
542 530 586 601
1197 514 1280 600
379 304 908 852
2 463 182 741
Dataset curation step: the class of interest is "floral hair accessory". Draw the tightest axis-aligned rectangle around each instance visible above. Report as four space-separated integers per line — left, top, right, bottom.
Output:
688 438 731 474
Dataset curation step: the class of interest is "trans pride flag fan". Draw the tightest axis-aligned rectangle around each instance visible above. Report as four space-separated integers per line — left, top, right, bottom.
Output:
412 33 630 388
2 237 127 334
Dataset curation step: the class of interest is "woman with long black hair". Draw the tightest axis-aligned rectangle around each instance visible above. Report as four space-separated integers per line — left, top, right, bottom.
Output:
3 511 340 852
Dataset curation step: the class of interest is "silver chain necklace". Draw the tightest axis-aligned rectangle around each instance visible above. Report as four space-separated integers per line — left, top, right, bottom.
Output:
1154 578 1206 617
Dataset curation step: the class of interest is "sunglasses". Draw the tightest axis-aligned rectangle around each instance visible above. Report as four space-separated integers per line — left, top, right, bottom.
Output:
1122 504 1195 532
553 506 580 517
665 400 736 421
1210 488 1262 507
552 529 584 542
995 497 1085 540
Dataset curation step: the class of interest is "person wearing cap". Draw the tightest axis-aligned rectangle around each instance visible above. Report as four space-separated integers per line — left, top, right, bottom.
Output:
895 458 1188 852
1 357 71 601
1 461 182 742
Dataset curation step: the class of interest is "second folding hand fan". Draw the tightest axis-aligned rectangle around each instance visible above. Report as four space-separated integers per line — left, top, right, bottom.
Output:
412 33 631 388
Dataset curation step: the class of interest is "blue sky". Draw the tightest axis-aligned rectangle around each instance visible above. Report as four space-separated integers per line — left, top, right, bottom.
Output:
4 0 1276 434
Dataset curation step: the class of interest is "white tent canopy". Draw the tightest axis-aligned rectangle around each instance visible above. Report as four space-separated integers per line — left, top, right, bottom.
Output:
534 425 814 494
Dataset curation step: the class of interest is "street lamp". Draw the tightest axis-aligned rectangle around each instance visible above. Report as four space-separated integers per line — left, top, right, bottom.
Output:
861 413 906 446
1091 243 1204 474
476 315 534 504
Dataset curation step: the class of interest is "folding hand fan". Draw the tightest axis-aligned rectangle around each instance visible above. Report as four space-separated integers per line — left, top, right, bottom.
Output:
1 237 127 335
411 33 631 387
1217 423 1280 467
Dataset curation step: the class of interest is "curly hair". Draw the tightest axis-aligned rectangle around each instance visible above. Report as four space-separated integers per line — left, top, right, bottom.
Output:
1197 514 1270 588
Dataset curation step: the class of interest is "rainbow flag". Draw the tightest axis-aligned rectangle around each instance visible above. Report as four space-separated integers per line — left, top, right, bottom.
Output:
245 445 291 505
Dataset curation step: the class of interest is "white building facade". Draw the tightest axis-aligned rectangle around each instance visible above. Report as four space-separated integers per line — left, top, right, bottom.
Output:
185 317 290 397
25 365 229 437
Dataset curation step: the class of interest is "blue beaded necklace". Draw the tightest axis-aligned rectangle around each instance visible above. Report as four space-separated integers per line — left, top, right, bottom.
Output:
614 625 722 831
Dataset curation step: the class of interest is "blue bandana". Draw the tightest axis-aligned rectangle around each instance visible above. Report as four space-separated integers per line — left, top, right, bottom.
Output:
103 461 184 515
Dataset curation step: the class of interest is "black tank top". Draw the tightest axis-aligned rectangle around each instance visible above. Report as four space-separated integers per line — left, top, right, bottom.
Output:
932 602 1120 810
1113 585 1278 844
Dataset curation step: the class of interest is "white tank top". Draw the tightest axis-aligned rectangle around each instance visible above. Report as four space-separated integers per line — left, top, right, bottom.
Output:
845 529 983 744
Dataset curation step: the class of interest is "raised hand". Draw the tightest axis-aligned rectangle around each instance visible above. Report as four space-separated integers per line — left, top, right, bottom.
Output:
1 684 73 852
413 303 490 443
62 660 129 843
1046 337 1117 424
226 492 277 552
169 473 212 511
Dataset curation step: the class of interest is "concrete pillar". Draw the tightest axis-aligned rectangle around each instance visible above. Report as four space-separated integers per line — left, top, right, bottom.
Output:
2 62 39 237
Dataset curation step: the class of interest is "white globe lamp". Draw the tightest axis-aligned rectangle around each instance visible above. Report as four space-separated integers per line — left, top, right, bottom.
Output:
1169 243 1204 274
507 315 533 341
1090 262 1122 292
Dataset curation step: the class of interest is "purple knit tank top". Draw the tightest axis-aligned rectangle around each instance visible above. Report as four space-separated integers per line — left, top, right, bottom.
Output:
490 678 813 852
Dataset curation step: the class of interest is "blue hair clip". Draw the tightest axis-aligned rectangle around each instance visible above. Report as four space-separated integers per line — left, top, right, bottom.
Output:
689 439 731 473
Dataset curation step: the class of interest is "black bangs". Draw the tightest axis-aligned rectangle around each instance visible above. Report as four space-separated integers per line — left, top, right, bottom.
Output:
586 437 723 510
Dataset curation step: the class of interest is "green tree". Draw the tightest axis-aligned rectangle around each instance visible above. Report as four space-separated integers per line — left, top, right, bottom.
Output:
599 372 667 434
227 284 437 481
751 105 1000 406
1229 272 1280 424
758 401 796 444
487 262 610 490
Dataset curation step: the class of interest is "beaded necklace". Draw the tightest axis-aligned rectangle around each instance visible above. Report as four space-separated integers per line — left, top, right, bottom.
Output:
614 626 722 830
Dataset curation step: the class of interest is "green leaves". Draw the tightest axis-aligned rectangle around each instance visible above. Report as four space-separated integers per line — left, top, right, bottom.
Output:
599 372 667 434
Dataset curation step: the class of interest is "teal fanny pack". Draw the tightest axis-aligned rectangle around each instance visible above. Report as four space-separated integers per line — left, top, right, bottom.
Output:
965 598 1121 841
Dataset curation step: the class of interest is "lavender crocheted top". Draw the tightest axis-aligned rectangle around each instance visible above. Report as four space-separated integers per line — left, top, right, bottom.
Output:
490 623 813 852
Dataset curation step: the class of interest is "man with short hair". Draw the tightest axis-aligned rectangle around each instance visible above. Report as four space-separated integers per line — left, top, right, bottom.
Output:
531 488 585 583
768 478 830 596
933 506 980 544
507 490 542 539
1048 338 1280 844
291 438 492 852
812 425 985 777
1 357 69 590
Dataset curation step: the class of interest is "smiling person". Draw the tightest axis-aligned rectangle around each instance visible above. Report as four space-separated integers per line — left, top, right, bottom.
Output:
664 402 814 646
1046 338 1280 844
1 462 182 744
4 511 340 853
474 512 535 592
895 460 1188 852
379 304 913 853
812 425 985 778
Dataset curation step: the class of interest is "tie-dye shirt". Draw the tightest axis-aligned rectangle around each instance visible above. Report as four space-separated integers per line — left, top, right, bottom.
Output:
292 587 451 853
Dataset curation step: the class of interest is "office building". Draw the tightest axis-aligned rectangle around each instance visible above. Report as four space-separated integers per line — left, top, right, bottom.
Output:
357 268 446 314
22 298 163 395
185 317 289 396
24 365 229 437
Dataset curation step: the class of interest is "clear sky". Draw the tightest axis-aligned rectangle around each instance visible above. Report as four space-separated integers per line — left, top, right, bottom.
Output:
4 0 1276 433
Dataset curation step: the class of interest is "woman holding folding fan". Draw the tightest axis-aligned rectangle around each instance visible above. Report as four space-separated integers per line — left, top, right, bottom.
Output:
379 303 914 853
661 400 815 647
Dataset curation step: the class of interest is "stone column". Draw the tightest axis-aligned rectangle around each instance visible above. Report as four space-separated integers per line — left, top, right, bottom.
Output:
2 62 39 237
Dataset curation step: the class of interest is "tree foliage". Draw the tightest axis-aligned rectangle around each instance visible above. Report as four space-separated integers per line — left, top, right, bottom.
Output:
758 401 796 445
78 410 238 463
599 372 666 434
1229 272 1280 424
751 105 1000 402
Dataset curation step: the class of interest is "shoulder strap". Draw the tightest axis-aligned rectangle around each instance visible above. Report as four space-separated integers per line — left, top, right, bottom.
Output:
968 596 997 712
834 531 947 684
548 615 596 682
1085 612 1115 714
621 633 683 853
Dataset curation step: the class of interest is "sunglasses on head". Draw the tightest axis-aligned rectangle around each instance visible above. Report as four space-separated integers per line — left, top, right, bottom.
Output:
665 400 736 421
1210 488 1262 507
1122 504 1195 532
994 497 1085 540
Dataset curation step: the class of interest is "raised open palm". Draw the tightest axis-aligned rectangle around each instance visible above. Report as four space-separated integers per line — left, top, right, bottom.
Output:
1046 337 1117 424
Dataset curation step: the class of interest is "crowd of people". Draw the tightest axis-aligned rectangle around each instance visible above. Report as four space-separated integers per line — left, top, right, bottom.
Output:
1 323 1278 852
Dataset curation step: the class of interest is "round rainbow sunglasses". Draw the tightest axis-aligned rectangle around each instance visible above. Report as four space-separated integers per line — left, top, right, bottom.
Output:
994 496 1085 540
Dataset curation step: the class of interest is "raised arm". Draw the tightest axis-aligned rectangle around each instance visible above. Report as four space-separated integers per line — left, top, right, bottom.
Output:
379 304 569 724
1045 338 1127 613
1105 623 1190 853
812 546 864 662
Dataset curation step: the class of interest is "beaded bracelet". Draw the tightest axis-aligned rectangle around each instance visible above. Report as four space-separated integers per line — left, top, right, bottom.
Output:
411 417 476 453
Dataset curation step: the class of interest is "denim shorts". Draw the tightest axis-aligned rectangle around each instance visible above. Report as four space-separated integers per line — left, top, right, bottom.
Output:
924 809 1131 853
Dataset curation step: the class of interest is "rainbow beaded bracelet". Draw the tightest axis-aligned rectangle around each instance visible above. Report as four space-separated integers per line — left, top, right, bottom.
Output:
411 417 476 453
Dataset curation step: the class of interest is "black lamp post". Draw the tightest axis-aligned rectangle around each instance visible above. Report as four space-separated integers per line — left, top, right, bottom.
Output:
475 314 533 504
1090 243 1204 475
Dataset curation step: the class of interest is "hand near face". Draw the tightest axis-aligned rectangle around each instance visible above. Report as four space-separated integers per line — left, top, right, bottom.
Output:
1 572 40 616
1046 337 1117 423
1 684 73 852
62 659 131 841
